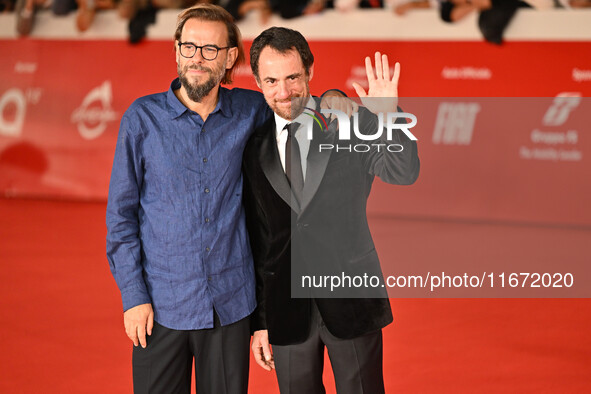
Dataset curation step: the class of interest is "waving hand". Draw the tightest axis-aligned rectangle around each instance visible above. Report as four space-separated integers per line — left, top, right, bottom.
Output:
352 52 401 114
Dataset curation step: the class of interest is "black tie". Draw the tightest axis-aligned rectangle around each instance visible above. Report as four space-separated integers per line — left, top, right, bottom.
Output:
285 122 304 203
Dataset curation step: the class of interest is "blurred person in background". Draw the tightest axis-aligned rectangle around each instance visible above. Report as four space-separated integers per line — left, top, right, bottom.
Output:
75 0 116 32
393 0 588 15
265 0 385 19
117 0 194 43
15 0 115 35
15 0 75 35
272 0 327 18
394 0 537 44
394 0 485 21
477 0 532 44
217 0 329 26
1 0 16 12
566 0 591 6
330 0 384 11
119 0 219 43
225 0 329 20
224 0 273 22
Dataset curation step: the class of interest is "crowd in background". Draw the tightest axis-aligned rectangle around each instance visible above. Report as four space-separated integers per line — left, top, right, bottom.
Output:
1 0 590 44
397 0 590 44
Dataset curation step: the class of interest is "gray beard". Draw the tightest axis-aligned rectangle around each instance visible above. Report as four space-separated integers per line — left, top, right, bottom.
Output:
178 65 222 103
179 73 217 103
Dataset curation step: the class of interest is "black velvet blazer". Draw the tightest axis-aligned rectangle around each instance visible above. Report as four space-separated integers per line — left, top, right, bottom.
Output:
243 105 420 346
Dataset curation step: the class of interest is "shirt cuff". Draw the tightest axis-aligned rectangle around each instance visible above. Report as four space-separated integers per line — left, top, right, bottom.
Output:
121 286 152 312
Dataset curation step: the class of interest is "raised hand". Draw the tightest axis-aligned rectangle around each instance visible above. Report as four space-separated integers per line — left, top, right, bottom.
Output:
352 52 401 114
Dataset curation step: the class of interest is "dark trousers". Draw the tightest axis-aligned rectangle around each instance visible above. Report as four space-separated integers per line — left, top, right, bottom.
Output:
273 302 385 394
132 313 250 394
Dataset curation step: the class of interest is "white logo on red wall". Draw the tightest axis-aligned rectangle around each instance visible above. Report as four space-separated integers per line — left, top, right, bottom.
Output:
542 93 581 127
432 102 480 145
441 67 492 80
71 81 118 140
572 68 591 82
519 92 582 162
0 89 27 137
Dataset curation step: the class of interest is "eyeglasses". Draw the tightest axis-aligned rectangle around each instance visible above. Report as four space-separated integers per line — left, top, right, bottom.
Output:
178 42 230 61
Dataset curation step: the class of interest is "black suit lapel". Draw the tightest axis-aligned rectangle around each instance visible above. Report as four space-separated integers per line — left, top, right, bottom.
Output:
259 118 301 213
300 103 336 215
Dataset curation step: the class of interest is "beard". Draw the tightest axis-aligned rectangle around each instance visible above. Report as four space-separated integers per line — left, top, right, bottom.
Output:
268 86 310 121
178 61 225 103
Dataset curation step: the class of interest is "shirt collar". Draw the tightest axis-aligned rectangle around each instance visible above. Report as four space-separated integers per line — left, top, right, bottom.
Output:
216 86 233 118
167 78 187 119
167 78 233 119
274 114 290 139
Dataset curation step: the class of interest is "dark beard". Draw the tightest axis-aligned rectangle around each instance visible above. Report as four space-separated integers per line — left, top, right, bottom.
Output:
290 96 308 119
178 65 221 103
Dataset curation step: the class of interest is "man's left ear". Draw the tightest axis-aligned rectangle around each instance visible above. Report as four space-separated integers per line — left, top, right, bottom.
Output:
226 47 239 69
308 64 314 81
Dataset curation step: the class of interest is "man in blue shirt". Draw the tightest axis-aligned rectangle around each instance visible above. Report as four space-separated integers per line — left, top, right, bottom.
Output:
106 4 269 393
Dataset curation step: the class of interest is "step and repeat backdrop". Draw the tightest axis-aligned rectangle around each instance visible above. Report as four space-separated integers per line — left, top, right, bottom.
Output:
1 10 590 226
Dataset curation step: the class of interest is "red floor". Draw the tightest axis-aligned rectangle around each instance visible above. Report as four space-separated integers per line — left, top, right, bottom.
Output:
1 198 590 393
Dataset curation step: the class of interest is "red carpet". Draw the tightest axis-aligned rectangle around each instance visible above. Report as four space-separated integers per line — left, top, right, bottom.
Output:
1 199 589 393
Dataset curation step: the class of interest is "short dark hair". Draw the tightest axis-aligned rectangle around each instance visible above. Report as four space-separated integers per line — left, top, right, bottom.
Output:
175 4 244 84
250 27 314 82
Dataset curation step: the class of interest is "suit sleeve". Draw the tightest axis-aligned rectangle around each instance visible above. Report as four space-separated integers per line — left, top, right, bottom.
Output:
242 145 268 332
106 111 151 312
357 106 420 185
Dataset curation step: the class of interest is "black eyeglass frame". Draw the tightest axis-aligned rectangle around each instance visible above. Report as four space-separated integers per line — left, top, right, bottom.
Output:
177 42 231 61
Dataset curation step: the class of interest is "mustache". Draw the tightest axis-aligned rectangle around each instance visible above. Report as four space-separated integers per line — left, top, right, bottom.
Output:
185 64 211 73
276 97 307 103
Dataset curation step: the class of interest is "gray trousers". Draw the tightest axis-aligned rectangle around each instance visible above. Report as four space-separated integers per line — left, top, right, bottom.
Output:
273 302 385 394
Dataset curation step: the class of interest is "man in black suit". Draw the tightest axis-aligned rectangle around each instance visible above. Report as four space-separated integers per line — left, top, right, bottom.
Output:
243 27 420 393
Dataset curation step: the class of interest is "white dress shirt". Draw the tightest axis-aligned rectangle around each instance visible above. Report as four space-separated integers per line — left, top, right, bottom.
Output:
274 97 315 180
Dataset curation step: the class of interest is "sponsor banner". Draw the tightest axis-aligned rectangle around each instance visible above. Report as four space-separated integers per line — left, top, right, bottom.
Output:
366 97 590 227
0 40 175 199
0 39 590 226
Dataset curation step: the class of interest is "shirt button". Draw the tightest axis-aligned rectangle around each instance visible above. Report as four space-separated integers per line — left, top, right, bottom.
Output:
203 158 208 163
205 218 210 223
201 128 206 133
208 276 212 281
206 247 210 252
204 188 210 193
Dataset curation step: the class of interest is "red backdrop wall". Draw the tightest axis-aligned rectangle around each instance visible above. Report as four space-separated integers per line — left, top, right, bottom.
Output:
1 39 590 226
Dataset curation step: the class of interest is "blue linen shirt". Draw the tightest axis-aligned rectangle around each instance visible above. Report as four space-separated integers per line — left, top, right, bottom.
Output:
106 78 271 330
